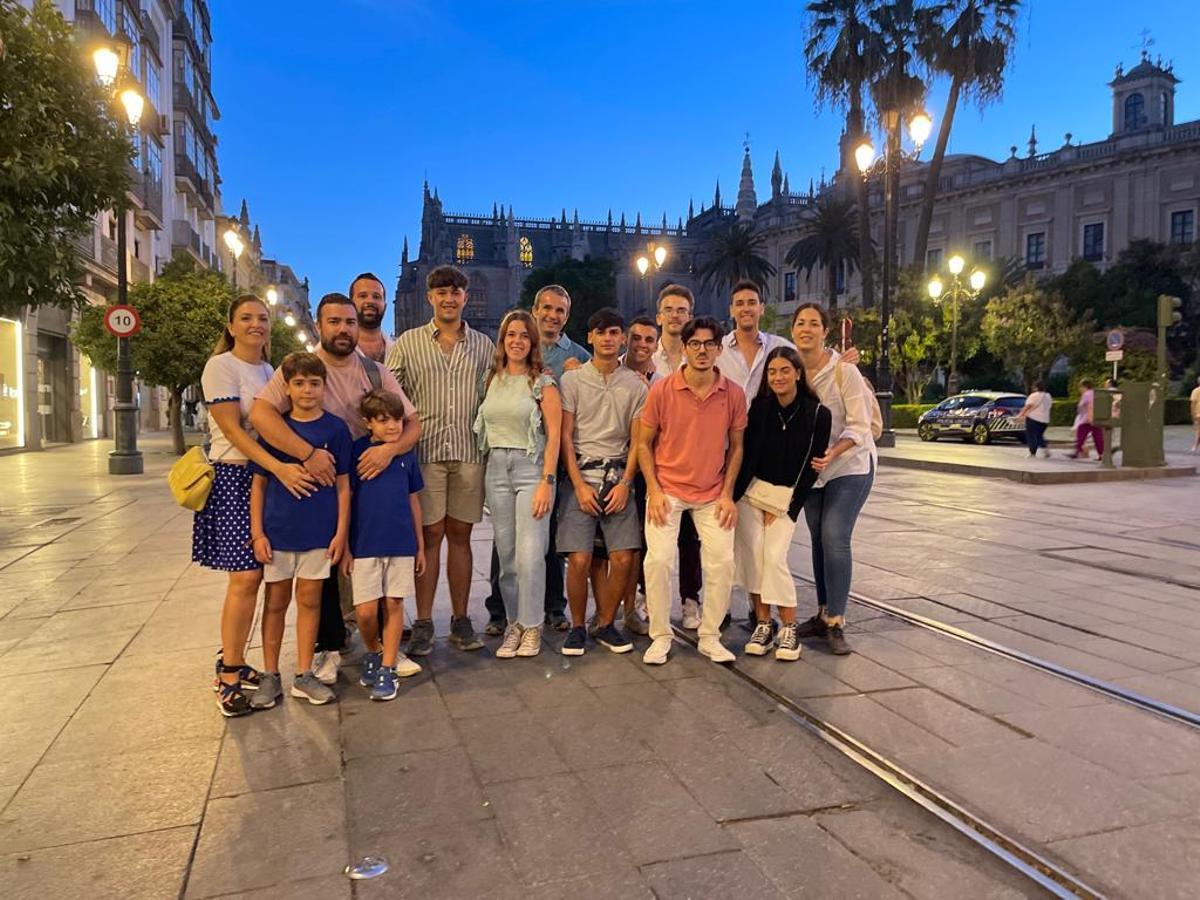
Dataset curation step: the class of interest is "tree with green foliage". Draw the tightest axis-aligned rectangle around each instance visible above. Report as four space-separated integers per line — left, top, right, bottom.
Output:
786 195 862 308
74 257 233 454
269 317 304 368
982 275 1094 392
0 0 133 317
519 256 616 346
697 221 777 299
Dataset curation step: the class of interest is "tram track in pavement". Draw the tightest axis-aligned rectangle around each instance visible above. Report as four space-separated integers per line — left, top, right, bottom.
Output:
668 623 1109 900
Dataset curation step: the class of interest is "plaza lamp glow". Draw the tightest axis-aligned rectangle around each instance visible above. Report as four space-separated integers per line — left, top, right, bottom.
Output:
854 140 876 175
93 47 119 87
969 269 986 292
295 330 306 343
654 245 667 268
909 111 933 149
265 287 278 307
283 312 296 327
928 257 986 397
223 229 245 290
927 277 944 301
119 89 144 127
636 256 650 276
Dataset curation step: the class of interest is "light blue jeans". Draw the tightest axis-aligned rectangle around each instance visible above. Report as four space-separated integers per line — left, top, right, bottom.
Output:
803 461 874 621
486 448 554 628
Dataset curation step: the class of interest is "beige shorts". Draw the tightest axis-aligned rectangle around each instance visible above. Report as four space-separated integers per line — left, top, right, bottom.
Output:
419 460 485 525
264 548 330 583
351 556 416 603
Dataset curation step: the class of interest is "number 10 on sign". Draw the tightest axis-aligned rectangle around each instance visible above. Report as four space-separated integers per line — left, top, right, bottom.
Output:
104 305 142 338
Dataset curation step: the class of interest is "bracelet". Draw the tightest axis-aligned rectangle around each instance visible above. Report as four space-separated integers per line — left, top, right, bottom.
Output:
301 447 316 463
619 478 633 488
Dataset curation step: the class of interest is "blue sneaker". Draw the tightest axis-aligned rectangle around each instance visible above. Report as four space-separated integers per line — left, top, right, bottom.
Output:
561 625 587 657
595 622 633 654
359 651 382 687
371 667 398 702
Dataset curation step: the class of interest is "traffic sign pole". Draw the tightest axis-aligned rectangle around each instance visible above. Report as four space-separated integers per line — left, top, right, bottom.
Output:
108 207 143 476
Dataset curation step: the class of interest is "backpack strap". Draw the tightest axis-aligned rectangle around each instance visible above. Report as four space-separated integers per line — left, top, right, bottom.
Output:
360 354 384 392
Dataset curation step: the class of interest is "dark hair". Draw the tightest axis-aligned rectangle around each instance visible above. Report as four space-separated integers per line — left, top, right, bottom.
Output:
348 272 385 298
657 283 694 309
281 351 327 383
1033 380 1046 392
360 389 408 421
681 315 724 345
588 307 625 333
730 279 762 300
628 315 658 332
316 292 356 322
754 347 818 405
790 302 831 330
427 265 469 290
212 294 270 361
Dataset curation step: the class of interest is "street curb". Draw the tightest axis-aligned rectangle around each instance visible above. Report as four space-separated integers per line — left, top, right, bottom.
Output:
877 453 1197 484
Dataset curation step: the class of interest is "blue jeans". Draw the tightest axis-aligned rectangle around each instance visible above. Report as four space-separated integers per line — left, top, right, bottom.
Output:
486 448 555 628
803 462 874 621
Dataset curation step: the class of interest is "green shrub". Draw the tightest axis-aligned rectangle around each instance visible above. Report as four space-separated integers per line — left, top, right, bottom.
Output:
1050 399 1076 426
891 404 937 428
1165 398 1191 425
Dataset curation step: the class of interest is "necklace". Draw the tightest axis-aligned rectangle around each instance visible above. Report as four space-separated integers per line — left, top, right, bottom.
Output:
777 398 802 431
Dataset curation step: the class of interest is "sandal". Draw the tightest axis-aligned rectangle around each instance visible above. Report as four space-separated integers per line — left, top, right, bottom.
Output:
212 653 261 692
215 664 254 718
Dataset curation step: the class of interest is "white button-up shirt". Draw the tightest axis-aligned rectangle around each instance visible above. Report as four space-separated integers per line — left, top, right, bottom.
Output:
718 330 795 403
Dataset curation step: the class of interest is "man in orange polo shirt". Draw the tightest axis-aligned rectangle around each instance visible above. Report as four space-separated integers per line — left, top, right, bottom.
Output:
637 315 747 666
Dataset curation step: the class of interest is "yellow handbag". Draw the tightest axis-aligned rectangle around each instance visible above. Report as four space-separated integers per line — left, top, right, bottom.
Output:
168 446 216 511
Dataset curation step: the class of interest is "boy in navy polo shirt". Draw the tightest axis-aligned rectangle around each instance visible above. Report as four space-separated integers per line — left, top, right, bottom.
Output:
249 352 352 708
342 390 425 701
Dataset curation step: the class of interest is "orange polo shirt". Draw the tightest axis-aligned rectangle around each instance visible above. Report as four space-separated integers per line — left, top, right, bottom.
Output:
640 367 747 504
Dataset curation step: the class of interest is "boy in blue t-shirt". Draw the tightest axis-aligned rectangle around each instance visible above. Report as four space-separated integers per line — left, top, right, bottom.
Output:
341 390 425 701
249 352 352 708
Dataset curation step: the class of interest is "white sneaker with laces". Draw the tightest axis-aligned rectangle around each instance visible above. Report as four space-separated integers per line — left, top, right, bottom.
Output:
516 624 543 657
698 638 735 664
313 650 340 686
393 652 421 677
643 636 673 665
681 598 702 630
495 624 523 659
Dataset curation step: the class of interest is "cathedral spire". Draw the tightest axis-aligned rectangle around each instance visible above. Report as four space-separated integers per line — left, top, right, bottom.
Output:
239 198 250 227
736 145 757 221
688 197 694 220
771 150 783 199
634 211 642 234
783 173 790 195
492 201 498 221
1027 124 1038 158
401 236 409 266
713 179 721 209
620 211 626 232
607 209 613 229
661 212 667 233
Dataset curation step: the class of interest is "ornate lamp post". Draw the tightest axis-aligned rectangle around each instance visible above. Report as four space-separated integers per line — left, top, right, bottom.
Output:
927 254 986 397
223 228 245 290
94 44 145 475
855 108 932 447
634 242 668 312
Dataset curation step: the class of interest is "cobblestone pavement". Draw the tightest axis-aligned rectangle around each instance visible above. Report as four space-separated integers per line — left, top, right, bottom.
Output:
1 434 1197 897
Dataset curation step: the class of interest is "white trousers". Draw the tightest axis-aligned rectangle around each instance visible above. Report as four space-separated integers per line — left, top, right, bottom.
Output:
733 499 798 607
644 494 735 641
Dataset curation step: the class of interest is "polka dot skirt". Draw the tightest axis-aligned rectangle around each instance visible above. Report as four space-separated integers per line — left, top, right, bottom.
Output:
192 463 261 572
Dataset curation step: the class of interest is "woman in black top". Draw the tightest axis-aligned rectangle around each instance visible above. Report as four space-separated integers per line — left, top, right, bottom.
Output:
732 347 831 660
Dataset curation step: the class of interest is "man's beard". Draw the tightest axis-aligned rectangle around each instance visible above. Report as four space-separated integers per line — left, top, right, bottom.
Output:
321 334 355 358
358 307 383 330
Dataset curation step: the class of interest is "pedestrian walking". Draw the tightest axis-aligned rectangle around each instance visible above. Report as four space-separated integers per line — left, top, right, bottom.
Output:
474 309 562 659
1017 380 1053 458
637 315 747 666
341 391 426 702
1070 379 1104 460
733 348 831 661
790 303 876 656
385 266 494 657
197 295 314 717
248 352 352 708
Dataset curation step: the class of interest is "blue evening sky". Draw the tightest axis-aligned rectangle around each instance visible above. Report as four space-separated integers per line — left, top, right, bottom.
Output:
211 0 1197 308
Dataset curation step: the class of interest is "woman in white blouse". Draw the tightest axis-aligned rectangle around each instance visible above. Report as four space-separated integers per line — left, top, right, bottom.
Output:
788 303 877 656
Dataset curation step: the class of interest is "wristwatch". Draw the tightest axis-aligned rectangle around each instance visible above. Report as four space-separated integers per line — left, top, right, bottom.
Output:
543 473 556 485
619 478 633 489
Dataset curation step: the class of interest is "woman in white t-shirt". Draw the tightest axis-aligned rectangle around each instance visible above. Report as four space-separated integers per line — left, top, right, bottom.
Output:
1018 380 1053 458
196 295 315 717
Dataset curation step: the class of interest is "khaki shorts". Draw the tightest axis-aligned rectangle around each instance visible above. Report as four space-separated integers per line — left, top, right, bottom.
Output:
351 556 416 603
419 460 485 525
264 548 330 583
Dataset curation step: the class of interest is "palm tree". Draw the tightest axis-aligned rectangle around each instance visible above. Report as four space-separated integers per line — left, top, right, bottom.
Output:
804 0 885 308
697 221 777 297
786 196 862 308
912 0 1020 270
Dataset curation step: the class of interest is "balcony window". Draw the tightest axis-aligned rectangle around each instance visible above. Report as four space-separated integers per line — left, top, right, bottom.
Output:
94 0 116 33
147 140 162 183
926 248 943 271
1170 210 1195 246
1025 232 1046 269
146 59 160 109
1082 223 1104 262
123 7 141 79
973 239 993 260
784 271 796 303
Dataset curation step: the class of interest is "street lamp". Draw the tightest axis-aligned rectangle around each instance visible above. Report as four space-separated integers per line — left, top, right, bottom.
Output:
283 312 296 327
265 287 278 307
93 44 145 475
634 241 668 312
855 106 933 448
927 254 985 397
223 228 245 290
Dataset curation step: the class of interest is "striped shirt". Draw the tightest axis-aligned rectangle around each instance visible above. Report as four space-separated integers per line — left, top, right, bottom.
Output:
386 319 495 465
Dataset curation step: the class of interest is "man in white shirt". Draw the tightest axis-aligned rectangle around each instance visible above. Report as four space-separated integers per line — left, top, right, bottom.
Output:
1017 380 1053 458
719 280 794 401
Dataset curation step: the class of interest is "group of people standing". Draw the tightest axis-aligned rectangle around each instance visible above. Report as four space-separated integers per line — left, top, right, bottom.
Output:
194 266 876 717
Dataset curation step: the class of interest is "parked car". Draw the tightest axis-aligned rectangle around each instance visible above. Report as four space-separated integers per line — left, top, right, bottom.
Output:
917 391 1028 444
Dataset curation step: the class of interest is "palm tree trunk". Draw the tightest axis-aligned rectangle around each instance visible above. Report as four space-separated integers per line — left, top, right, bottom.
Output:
913 76 962 272
847 94 875 309
169 386 186 455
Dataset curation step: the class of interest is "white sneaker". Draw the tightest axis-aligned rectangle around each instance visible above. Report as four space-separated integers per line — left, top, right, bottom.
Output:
495 624 522 659
643 636 673 665
681 598 702 630
313 650 340 686
634 592 649 622
393 652 421 677
516 624 543 658
698 638 735 664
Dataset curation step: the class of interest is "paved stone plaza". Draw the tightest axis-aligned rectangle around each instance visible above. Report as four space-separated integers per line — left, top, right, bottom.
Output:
1 434 1198 898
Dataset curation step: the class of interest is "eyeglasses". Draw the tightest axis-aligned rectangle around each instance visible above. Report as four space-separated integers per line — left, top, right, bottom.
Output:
685 340 719 351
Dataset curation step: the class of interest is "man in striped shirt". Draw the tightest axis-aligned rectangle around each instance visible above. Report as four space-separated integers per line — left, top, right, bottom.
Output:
385 266 495 655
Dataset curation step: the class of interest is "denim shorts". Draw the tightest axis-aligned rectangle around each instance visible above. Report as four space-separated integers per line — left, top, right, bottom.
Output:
554 485 642 554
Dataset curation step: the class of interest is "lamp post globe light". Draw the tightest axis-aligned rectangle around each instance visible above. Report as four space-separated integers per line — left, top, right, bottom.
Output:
927 254 986 398
223 228 245 291
93 43 145 475
855 105 933 448
634 241 667 312
265 287 278 307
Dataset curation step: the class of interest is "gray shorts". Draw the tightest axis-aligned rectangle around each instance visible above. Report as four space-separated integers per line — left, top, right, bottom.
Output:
555 486 642 555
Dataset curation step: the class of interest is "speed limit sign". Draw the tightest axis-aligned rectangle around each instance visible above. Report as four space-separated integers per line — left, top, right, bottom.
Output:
104 305 142 338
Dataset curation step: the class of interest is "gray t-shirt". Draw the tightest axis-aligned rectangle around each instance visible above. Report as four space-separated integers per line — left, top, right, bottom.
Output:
560 362 648 471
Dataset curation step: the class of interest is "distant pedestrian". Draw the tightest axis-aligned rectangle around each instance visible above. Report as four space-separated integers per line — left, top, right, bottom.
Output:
341 391 426 702
249 352 352 708
195 295 313 718
1017 380 1053 458
733 347 831 661
791 303 876 656
474 309 561 659
1070 379 1104 460
1191 376 1200 454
